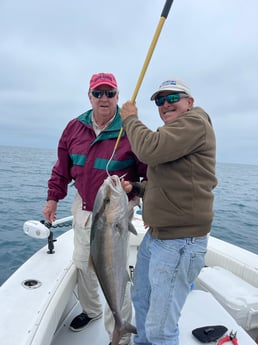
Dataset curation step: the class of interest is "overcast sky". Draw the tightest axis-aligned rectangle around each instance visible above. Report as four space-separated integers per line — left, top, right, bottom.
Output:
0 0 257 165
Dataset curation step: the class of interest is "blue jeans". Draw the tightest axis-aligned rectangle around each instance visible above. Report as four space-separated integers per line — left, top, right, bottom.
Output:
131 231 207 345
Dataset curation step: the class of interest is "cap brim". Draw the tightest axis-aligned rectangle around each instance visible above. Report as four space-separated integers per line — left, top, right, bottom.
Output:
150 91 161 100
150 87 190 100
91 81 117 89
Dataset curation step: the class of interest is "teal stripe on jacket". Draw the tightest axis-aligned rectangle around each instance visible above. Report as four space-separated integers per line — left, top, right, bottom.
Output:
94 158 134 171
69 154 134 171
70 154 86 166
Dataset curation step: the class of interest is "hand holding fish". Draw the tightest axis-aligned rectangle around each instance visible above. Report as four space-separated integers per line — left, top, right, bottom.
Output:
120 178 133 194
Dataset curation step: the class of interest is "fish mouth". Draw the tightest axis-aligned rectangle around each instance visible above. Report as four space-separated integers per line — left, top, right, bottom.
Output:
105 175 122 191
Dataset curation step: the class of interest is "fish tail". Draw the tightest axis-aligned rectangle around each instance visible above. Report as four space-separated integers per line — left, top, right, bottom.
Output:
111 321 137 345
124 320 137 334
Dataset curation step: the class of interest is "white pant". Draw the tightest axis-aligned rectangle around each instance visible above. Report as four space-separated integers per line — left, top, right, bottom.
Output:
71 192 132 344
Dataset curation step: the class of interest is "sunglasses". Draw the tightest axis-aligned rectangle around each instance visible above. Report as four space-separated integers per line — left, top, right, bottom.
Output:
91 89 117 99
155 93 189 106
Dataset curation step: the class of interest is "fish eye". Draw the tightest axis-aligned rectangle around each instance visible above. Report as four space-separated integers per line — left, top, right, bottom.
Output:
104 197 110 205
114 223 122 235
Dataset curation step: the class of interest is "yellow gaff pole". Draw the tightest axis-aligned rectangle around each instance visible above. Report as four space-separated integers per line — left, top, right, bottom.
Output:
113 0 175 152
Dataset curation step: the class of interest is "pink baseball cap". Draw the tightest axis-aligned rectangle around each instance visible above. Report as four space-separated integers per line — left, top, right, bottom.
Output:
89 73 118 89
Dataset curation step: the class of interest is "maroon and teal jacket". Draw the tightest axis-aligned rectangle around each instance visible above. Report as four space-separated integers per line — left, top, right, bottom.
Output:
47 106 147 211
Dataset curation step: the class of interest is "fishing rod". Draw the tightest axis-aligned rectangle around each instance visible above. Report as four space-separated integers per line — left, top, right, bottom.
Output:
131 0 174 104
106 0 174 175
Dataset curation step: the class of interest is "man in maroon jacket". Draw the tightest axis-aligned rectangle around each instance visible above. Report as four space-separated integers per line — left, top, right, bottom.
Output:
43 72 146 345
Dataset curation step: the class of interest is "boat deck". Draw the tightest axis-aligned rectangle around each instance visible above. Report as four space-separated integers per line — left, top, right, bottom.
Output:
51 288 257 345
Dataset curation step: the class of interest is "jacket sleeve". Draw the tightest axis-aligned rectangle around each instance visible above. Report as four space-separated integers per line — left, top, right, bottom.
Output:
47 126 73 202
122 110 210 166
130 181 146 198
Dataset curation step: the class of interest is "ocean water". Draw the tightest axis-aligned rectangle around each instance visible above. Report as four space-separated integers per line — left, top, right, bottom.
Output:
0 145 257 285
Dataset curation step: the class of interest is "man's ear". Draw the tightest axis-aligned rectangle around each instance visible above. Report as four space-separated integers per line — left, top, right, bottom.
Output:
188 96 194 109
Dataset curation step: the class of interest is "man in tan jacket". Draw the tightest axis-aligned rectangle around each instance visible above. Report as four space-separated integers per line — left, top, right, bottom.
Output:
120 79 217 345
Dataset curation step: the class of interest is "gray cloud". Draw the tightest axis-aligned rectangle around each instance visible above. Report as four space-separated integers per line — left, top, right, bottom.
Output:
0 0 257 164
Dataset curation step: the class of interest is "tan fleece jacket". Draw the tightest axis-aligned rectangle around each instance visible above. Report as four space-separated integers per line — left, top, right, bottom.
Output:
122 106 217 239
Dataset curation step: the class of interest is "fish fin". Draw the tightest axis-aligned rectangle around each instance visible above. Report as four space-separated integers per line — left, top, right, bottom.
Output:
127 199 139 235
125 270 131 283
111 321 137 345
129 196 140 209
128 222 137 235
124 321 137 334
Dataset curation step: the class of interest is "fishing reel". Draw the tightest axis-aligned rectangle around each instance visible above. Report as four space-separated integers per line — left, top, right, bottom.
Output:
23 216 73 254
23 220 56 254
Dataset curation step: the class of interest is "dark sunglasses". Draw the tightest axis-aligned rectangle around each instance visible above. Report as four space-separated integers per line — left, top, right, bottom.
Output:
91 89 117 99
155 93 189 106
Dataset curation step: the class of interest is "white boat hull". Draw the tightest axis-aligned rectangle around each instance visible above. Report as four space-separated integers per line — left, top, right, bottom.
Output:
0 212 257 345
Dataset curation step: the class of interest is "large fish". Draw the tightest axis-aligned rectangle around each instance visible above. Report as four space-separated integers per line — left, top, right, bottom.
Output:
90 175 137 345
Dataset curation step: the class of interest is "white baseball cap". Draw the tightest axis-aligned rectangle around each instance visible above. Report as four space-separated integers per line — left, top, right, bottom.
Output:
150 79 191 100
